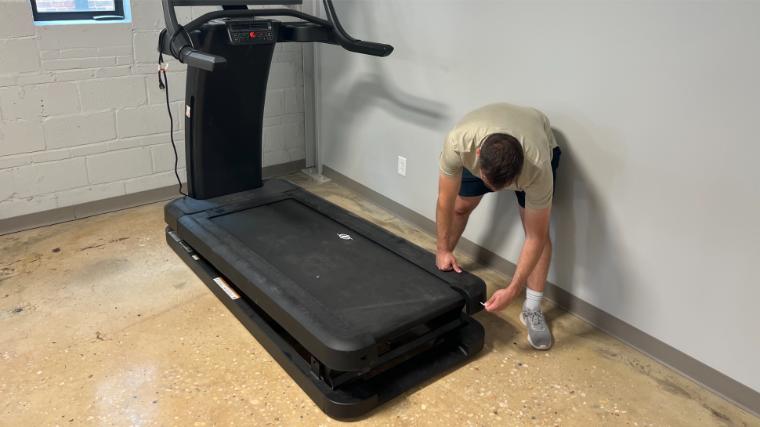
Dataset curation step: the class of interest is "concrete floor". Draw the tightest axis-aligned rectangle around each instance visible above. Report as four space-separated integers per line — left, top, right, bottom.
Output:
1 173 757 427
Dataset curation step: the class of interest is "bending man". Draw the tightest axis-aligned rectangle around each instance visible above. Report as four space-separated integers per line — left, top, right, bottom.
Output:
436 103 561 350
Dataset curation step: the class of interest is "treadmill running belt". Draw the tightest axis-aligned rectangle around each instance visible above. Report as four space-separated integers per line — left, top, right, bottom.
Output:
209 198 462 337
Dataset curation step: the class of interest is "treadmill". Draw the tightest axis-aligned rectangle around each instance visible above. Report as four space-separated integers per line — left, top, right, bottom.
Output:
159 0 486 419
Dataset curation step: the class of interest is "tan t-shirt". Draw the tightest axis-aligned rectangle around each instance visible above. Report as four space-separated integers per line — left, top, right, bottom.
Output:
440 103 559 210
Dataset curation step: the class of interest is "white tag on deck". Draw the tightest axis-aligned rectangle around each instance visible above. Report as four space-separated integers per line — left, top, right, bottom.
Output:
213 277 240 300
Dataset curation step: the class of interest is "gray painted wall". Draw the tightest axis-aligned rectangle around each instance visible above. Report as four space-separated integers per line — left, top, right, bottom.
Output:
316 0 760 393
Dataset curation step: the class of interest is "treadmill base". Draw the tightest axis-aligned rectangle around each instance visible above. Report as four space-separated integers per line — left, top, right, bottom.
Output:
166 228 485 420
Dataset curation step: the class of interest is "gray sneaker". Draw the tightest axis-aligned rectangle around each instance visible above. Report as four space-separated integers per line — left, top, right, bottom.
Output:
520 309 553 350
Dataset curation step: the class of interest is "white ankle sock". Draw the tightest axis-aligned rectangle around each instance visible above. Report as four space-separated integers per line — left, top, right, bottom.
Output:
524 288 543 311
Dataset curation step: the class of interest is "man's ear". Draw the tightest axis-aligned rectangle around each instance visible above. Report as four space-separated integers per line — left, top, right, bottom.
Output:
476 148 481 156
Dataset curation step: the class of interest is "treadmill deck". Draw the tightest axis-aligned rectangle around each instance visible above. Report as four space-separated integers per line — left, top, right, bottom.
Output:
210 198 462 339
166 179 486 373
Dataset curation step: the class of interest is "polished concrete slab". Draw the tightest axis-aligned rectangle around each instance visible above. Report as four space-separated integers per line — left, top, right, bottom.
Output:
1 174 757 426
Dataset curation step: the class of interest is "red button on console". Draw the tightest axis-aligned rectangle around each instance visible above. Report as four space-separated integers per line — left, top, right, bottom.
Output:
249 31 256 39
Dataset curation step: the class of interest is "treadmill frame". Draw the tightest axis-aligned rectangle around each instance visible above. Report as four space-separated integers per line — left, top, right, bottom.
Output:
158 0 487 419
165 179 486 419
166 226 484 419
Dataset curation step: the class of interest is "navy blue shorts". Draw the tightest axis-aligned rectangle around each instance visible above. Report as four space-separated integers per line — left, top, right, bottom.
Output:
459 146 562 208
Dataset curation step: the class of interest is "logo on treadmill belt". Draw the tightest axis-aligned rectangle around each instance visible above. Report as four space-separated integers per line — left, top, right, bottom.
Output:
337 233 353 240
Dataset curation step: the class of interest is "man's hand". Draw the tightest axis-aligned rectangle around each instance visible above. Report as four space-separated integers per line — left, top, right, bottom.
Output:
436 250 462 273
484 284 521 312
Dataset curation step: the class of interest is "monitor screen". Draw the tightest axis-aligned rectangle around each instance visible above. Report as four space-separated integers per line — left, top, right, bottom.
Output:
172 0 301 5
36 0 116 13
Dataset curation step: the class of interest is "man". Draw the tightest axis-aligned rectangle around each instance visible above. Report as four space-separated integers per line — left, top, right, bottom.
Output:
436 103 561 350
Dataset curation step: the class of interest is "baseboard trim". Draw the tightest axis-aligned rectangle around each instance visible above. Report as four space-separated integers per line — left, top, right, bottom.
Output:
322 166 760 417
0 160 306 236
263 160 306 180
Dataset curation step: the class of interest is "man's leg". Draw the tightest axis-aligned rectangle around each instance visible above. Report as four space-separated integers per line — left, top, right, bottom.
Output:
519 207 552 294
515 146 559 350
518 207 553 350
520 145 560 295
448 195 482 250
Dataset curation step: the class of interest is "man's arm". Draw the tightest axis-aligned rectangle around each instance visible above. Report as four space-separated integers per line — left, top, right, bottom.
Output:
484 206 551 311
436 173 463 272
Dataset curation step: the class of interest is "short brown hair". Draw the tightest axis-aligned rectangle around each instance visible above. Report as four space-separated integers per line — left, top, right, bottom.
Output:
479 133 523 188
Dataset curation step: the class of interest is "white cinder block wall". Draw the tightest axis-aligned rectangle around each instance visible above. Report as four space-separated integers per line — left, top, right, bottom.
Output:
0 0 306 221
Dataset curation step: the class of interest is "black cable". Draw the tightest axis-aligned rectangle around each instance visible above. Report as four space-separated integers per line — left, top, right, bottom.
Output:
158 60 187 197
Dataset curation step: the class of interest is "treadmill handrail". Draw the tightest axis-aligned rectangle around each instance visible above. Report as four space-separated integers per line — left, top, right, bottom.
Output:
160 0 228 72
322 0 393 57
159 0 394 71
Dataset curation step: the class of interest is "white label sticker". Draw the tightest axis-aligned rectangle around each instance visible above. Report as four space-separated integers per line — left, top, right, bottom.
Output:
213 277 240 300
185 105 191 118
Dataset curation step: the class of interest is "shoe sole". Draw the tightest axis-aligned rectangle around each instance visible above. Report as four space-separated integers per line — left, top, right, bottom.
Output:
520 312 553 351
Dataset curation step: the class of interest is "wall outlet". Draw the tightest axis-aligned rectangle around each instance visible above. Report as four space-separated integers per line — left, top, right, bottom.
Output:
397 156 407 176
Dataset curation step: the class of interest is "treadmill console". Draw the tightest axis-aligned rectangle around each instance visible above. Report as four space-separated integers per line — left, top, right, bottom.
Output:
226 19 276 45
